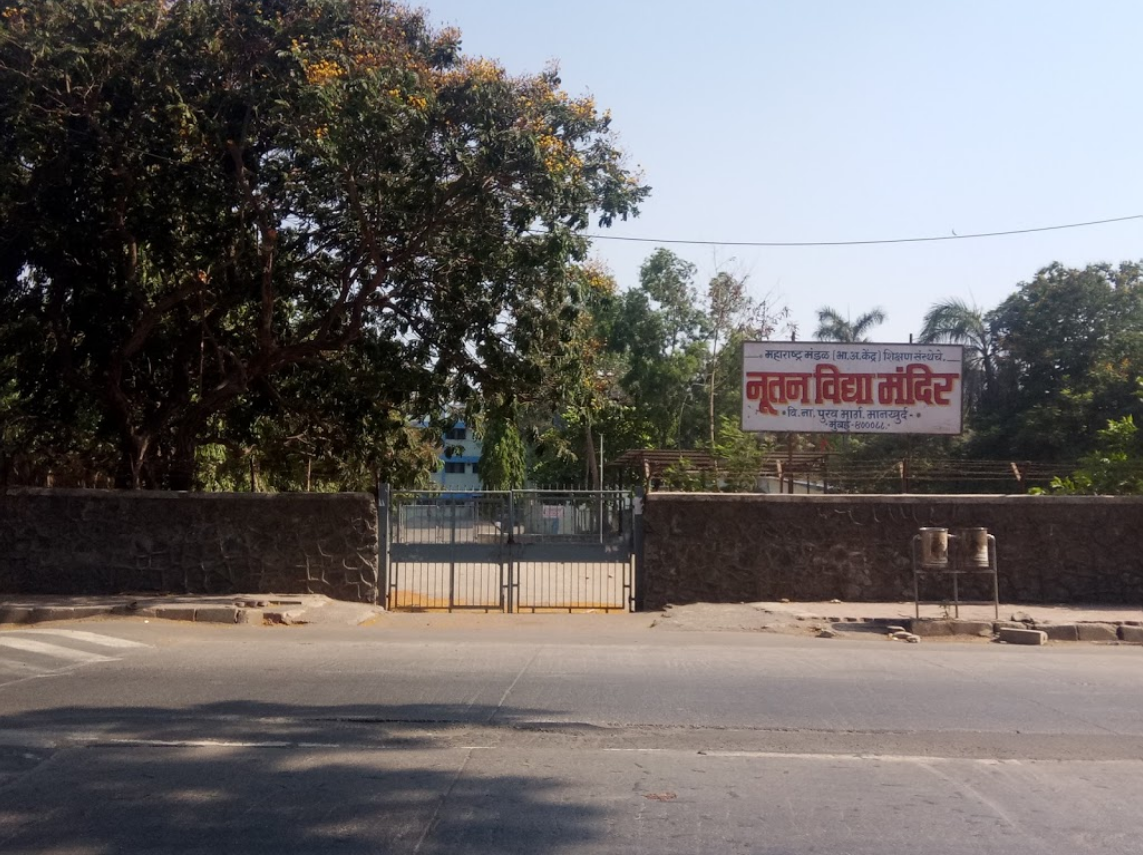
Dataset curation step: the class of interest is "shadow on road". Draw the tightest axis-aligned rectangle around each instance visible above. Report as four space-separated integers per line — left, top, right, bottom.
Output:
0 701 606 854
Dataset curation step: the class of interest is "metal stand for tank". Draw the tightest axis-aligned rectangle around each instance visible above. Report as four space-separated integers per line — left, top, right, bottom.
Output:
912 528 999 620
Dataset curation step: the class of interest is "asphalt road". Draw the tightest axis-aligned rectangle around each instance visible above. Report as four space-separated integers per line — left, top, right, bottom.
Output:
2 615 1142 853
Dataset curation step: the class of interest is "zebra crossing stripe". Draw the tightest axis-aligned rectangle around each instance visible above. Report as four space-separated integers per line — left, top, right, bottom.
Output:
0 637 117 663
15 629 150 649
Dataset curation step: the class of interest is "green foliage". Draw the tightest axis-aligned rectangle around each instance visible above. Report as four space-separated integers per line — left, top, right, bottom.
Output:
981 262 1143 461
709 416 770 492
813 306 887 343
529 404 647 487
701 270 788 446
526 249 792 486
658 458 712 492
478 407 527 491
919 299 998 411
1042 416 1143 495
636 249 705 351
603 249 793 451
0 0 648 489
607 251 708 448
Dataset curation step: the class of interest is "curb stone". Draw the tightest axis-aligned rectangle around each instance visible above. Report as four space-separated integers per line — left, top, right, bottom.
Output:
115 605 156 618
31 606 105 623
907 619 993 638
0 607 30 624
1 605 119 624
1120 626 1143 642
152 606 197 622
1076 623 1119 642
2 602 291 626
1038 624 1079 642
191 606 240 624
795 613 1131 645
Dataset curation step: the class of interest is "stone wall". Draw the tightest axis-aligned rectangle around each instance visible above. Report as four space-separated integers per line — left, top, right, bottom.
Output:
0 489 379 603
642 494 1143 610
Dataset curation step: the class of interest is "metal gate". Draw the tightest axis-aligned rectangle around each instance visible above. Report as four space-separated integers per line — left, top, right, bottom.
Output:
380 487 641 612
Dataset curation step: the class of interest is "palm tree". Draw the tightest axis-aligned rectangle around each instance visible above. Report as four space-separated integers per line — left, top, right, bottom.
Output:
918 298 998 410
813 306 887 343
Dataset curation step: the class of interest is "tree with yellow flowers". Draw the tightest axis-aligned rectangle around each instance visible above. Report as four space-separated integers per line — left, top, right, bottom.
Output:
0 0 648 489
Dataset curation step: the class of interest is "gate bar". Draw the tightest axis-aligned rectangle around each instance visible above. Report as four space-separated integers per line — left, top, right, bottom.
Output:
506 490 516 613
378 481 390 608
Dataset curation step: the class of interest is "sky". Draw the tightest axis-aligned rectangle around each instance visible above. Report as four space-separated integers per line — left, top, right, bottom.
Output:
420 0 1143 343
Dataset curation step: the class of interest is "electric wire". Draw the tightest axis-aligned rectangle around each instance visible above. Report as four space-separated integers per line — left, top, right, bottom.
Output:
573 213 1143 248
25 119 1143 249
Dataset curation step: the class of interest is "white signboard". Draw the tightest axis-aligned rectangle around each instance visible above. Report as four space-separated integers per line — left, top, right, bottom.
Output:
742 342 964 435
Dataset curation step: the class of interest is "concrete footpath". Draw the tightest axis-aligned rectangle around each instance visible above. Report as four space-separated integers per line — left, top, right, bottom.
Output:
2 594 1143 644
654 600 1143 644
0 594 383 629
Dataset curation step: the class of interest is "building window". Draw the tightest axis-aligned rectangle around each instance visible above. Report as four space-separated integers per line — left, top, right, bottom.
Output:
445 426 466 441
444 462 466 474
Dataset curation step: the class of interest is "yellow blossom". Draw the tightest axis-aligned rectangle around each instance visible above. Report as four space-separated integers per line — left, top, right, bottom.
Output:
570 96 595 121
304 58 344 86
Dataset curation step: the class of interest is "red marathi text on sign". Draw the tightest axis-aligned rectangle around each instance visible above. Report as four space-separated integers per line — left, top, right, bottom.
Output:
746 363 958 416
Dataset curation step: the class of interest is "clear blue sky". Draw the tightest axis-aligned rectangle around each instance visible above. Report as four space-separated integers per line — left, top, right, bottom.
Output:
422 0 1143 342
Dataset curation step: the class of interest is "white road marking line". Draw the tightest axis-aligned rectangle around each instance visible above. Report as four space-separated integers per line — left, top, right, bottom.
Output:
604 748 1023 764
0 637 116 663
102 739 344 749
0 733 347 750
14 629 150 649
0 659 54 674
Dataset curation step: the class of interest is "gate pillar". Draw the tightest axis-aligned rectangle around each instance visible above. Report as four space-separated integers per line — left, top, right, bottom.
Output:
632 487 645 612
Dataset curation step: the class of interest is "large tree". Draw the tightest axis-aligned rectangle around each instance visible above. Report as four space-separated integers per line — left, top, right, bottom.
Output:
609 249 707 448
983 262 1143 460
0 0 647 488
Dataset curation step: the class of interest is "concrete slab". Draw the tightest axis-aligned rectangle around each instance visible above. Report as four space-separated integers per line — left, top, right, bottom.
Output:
998 627 1048 645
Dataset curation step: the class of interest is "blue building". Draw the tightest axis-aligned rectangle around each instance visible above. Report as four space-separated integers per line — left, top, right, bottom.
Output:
428 422 483 493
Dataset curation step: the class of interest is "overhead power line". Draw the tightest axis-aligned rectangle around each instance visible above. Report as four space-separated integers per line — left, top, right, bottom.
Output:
576 213 1143 248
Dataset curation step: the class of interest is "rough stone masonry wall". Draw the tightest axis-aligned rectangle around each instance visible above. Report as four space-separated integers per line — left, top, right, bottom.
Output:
642 494 1143 611
0 489 379 603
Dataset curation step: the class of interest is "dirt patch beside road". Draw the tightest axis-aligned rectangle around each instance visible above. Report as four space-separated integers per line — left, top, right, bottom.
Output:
650 602 886 639
651 601 1143 644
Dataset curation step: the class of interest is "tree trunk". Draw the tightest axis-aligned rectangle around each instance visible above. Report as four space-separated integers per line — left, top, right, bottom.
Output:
709 364 717 448
584 421 599 489
167 433 198 492
117 433 149 489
